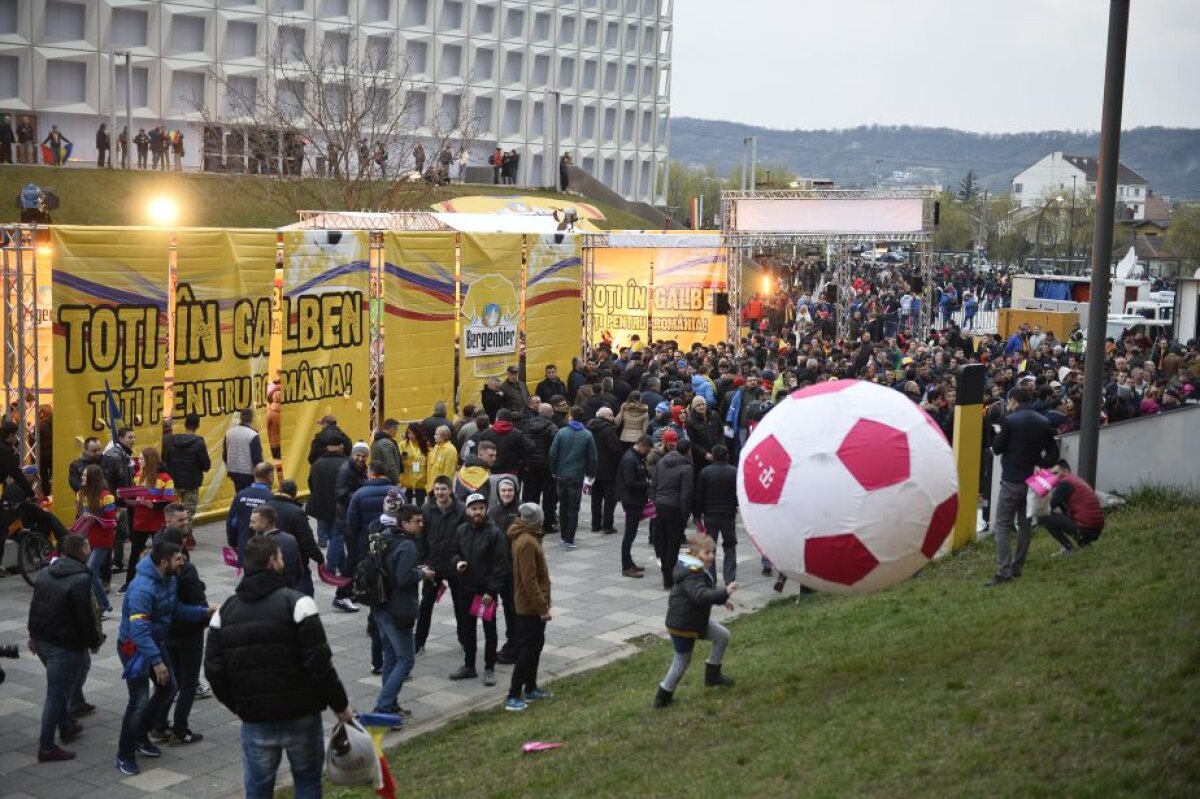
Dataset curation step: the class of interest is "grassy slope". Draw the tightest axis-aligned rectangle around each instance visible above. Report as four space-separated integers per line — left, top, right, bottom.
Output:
0 165 655 230
306 491 1199 799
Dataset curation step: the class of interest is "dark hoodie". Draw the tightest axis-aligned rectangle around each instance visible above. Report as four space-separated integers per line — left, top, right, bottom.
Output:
27 555 102 651
166 432 211 491
477 420 532 475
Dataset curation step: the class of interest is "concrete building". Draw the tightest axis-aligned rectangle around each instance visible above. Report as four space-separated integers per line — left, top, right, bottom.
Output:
1011 151 1149 221
0 0 673 203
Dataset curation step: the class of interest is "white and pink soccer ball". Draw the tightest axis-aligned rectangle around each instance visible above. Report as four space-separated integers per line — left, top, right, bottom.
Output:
737 380 959 595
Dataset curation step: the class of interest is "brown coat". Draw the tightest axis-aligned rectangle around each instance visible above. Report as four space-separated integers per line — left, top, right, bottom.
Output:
615 402 649 443
508 520 550 616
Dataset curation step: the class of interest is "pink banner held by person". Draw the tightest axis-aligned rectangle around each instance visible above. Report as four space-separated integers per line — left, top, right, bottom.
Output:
457 233 524 409
279 231 371 490
170 230 277 520
49 226 170 523
525 234 583 388
382 232 457 422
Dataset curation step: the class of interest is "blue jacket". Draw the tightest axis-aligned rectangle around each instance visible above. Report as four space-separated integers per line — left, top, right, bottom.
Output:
691 374 717 406
346 478 393 543
548 422 597 481
227 482 273 550
118 555 209 667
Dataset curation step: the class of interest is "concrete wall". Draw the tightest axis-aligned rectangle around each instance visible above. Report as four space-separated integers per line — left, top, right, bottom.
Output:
989 404 1200 503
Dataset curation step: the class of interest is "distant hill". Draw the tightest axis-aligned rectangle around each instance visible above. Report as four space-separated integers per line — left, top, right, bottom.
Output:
668 118 1200 200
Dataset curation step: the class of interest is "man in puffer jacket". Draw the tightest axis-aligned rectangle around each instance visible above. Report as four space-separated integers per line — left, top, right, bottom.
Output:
204 535 353 797
448 494 507 686
476 409 534 477
417 477 464 653
114 539 211 776
653 439 694 589
165 414 210 513
547 407 597 548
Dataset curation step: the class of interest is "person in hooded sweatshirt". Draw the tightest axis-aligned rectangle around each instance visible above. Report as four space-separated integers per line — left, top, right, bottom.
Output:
654 535 739 709
547 406 597 549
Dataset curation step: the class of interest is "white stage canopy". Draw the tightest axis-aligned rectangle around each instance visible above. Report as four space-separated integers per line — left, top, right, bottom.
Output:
734 197 925 235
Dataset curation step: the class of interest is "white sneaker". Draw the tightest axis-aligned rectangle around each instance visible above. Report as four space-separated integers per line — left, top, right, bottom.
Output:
332 597 360 613
195 683 212 699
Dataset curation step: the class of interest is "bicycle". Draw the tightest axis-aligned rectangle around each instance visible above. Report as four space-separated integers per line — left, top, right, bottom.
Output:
1 499 58 587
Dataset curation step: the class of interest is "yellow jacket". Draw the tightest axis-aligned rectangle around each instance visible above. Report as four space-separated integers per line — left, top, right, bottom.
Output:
426 440 459 491
399 439 427 491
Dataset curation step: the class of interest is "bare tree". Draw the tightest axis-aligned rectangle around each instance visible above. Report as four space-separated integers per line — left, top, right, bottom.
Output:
201 26 483 215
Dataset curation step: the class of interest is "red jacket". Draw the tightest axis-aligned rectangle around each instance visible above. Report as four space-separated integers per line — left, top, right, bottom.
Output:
1058 474 1105 529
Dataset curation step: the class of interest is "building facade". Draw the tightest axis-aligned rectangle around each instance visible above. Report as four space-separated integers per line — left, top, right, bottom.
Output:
1011 151 1149 221
0 0 673 203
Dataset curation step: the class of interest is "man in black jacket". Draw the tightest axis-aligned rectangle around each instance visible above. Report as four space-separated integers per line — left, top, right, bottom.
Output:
245 505 303 590
520 403 559 533
102 426 136 571
988 386 1059 586
268 480 324 596
67 437 104 493
534 364 568 403
205 536 353 799
417 477 464 653
149 525 208 746
477 409 533 476
306 443 346 548
306 415 352 465
27 534 103 762
587 408 623 534
616 436 652 578
449 494 507 685
695 444 739 585
166 414 210 514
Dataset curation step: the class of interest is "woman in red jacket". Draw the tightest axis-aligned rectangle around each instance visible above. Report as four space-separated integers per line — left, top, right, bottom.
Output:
120 447 175 591
77 463 118 614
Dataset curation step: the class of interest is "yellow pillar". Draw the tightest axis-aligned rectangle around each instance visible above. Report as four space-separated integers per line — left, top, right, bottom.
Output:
951 365 985 549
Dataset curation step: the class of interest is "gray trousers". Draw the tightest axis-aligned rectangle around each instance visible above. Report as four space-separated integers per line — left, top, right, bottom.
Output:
993 479 1032 579
660 620 730 692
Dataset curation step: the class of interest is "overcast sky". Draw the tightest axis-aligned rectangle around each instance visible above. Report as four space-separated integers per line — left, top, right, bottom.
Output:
671 0 1199 132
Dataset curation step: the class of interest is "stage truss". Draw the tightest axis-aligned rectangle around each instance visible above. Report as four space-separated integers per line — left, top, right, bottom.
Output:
1 226 41 484
720 189 937 341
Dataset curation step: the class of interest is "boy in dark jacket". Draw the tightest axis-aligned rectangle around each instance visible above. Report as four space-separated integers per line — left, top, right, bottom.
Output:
655 535 739 709
368 496 433 723
449 493 507 686
695 444 739 584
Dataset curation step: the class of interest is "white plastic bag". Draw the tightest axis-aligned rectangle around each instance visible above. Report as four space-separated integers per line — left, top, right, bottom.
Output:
582 475 595 495
327 718 380 787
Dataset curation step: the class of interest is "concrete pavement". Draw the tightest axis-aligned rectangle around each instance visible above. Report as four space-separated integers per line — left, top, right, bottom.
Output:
0 508 786 799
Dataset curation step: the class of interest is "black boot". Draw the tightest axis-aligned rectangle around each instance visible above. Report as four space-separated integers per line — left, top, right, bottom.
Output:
653 686 674 708
705 662 734 688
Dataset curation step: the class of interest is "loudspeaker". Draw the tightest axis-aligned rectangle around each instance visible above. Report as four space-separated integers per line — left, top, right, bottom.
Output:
956 363 986 405
713 292 730 315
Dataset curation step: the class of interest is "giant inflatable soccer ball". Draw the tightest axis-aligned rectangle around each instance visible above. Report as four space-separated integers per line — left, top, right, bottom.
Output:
737 380 959 595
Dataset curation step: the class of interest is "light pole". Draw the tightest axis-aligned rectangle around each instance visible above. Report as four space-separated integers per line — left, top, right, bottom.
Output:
1068 174 1077 268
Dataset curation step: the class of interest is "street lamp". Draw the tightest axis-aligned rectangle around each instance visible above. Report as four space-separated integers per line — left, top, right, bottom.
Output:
146 195 180 226
1068 175 1077 269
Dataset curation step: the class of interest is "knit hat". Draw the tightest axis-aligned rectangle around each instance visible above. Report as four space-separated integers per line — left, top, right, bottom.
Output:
655 401 670 415
518 502 544 527
383 487 403 514
352 441 370 455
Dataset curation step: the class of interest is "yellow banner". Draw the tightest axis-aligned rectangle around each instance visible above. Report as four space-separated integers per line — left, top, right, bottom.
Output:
382 232 458 423
458 233 523 409
50 226 170 522
650 247 728 347
589 247 651 350
526 234 583 391
171 230 277 518
279 230 371 489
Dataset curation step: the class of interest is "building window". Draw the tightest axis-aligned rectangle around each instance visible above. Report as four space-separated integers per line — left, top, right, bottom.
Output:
623 63 636 94
0 0 17 35
274 0 304 11
502 50 523 83
531 53 549 87
172 71 205 111
502 97 521 135
279 27 306 63
362 0 391 24
581 105 596 139
405 90 427 127
602 61 616 93
319 0 349 18
533 11 550 42
474 47 495 80
604 21 618 50
45 60 86 103
365 35 392 70
560 15 576 42
602 107 615 141
405 40 428 74
438 92 460 127
277 78 304 117
530 100 544 137
111 8 149 48
403 0 427 26
225 21 257 59
323 32 349 66
44 1 85 41
1013 183 1023 194
559 57 575 89
440 44 462 79
440 0 463 31
0 55 18 99
559 103 573 138
473 5 495 35
581 59 597 90
473 95 493 133
225 74 257 116
115 64 150 107
171 15 206 53
504 7 524 38
582 18 598 47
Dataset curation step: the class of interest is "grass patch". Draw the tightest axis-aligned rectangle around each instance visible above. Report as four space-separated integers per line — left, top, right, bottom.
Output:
291 493 1200 799
0 166 656 230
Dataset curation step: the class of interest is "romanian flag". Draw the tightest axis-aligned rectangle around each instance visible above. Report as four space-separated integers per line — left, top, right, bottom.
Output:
356 712 402 799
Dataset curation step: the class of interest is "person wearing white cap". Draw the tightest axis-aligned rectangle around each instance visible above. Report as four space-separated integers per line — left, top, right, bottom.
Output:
448 493 506 685
504 503 552 711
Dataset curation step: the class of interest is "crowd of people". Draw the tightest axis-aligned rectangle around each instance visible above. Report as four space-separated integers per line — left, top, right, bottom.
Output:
3 247 1197 795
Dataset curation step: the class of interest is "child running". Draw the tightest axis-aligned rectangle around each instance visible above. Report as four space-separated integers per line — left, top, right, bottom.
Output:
654 534 739 708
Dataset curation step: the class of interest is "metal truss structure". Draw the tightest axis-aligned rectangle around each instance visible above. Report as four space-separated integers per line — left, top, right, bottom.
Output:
1 226 41 482
719 189 937 342
295 210 451 231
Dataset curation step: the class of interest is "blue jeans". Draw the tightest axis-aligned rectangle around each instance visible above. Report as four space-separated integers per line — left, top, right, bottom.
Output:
557 478 583 543
372 608 415 712
87 547 112 611
326 526 346 574
117 649 176 760
241 713 325 799
34 641 88 751
316 518 333 547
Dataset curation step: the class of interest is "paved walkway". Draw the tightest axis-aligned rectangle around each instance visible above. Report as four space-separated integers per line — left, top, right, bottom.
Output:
0 509 785 799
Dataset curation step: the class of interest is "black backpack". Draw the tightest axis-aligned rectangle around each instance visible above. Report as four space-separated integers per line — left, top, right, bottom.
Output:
352 531 392 607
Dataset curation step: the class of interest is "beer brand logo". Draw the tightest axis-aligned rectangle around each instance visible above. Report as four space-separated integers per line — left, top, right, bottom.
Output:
462 275 518 358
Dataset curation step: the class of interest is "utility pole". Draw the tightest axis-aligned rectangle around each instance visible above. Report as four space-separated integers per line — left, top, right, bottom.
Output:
1079 0 1130 489
1068 174 1077 267
108 50 118 168
875 159 881 188
749 135 757 190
